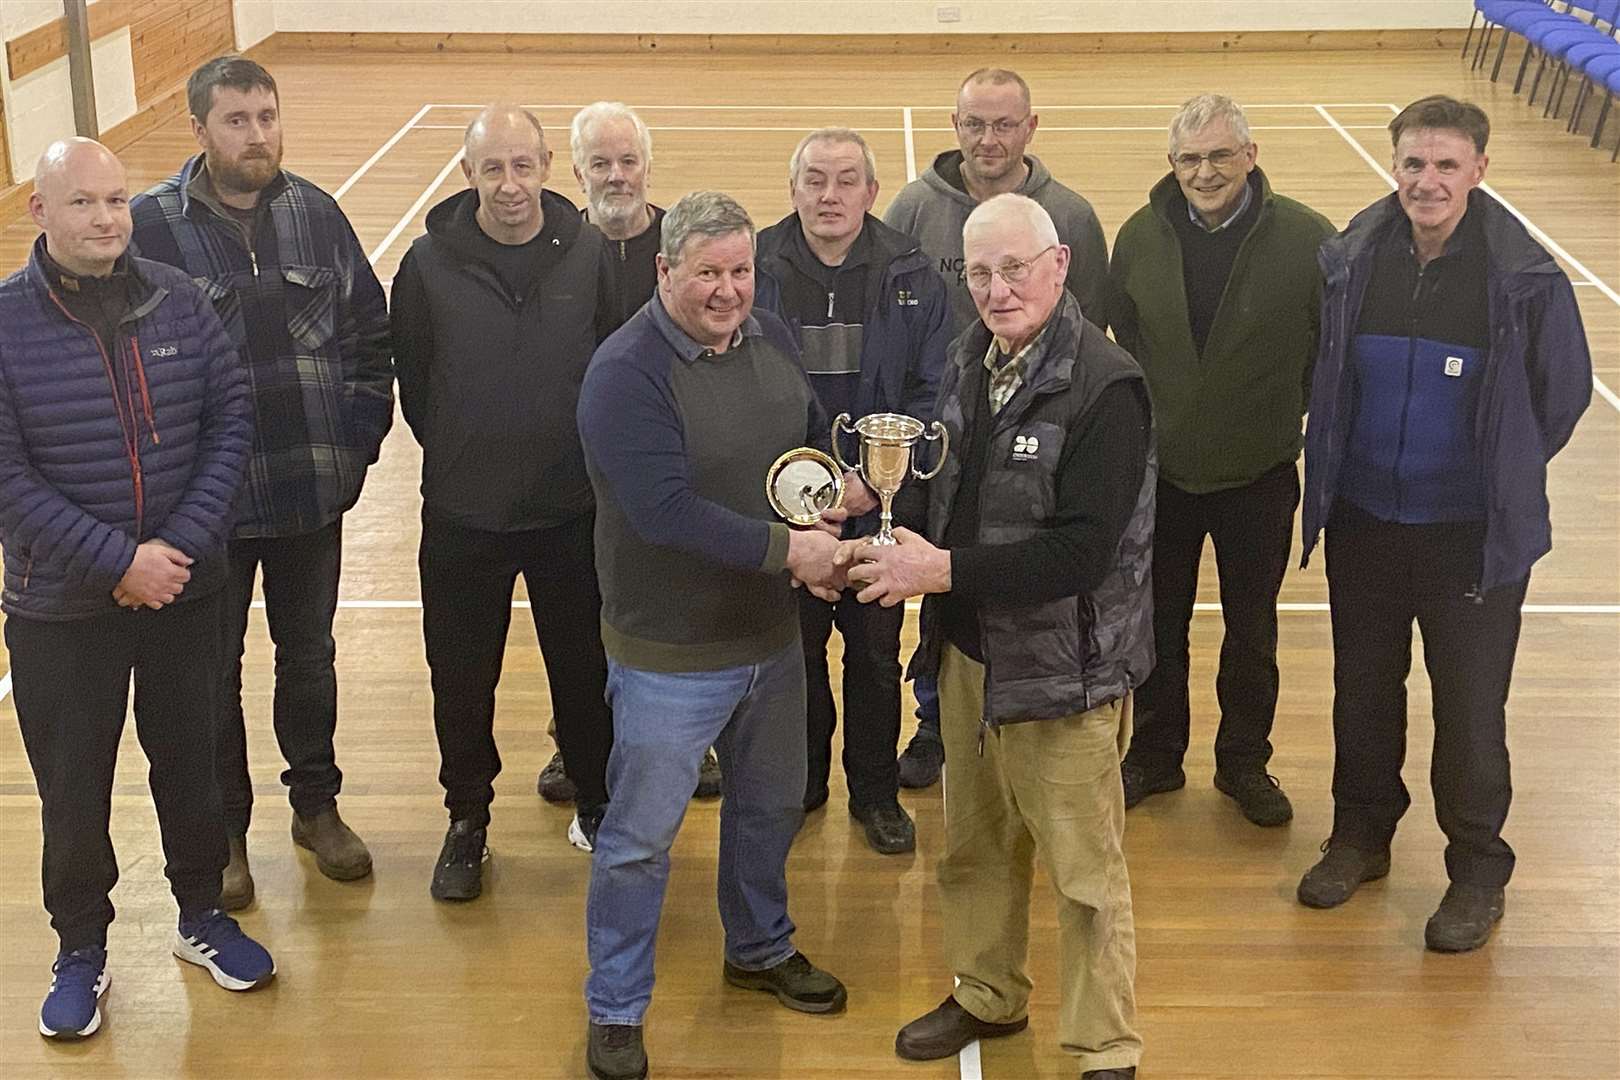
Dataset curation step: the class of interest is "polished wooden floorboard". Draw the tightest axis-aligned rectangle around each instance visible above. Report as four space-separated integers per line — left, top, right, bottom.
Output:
0 42 1617 1079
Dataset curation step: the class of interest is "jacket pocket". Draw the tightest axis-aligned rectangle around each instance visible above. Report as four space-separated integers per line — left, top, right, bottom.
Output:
284 265 338 353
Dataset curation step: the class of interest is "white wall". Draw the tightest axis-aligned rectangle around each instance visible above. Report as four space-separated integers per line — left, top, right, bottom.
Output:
2 1 138 185
267 0 1476 35
234 0 274 50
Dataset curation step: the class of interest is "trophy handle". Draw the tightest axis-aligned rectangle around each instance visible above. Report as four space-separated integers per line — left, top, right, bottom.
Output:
830 413 856 474
913 421 949 481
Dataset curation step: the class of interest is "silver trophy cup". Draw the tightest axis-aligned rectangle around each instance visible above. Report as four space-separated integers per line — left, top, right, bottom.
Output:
831 412 948 546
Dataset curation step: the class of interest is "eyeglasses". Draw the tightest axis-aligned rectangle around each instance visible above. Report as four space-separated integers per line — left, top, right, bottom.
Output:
965 246 1056 291
1171 147 1244 171
957 116 1029 138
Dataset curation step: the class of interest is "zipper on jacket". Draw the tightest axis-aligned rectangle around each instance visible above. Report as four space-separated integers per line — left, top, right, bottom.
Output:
1390 261 1430 518
826 290 836 320
250 250 259 278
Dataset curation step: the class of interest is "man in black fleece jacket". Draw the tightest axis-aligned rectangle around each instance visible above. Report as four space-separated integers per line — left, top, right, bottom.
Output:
391 105 618 900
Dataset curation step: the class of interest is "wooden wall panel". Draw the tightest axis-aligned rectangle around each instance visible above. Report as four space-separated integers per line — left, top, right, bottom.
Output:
0 77 12 188
130 0 235 105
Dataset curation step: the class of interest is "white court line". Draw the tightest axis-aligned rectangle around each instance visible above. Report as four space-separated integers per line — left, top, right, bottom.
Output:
299 599 1620 614
0 670 10 704
421 102 1400 112
333 103 435 201
367 148 465 265
959 1037 983 1080
1316 105 1620 415
902 107 918 183
413 122 1390 134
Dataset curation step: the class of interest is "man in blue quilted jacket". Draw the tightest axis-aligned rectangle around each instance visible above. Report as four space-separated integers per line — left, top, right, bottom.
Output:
0 139 273 1042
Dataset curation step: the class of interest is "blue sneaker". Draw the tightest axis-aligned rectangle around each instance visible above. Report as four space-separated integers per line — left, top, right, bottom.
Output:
39 946 109 1039
173 909 275 991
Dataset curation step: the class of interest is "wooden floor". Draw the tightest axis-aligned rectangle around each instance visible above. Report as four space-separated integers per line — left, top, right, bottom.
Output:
1 40 1617 1080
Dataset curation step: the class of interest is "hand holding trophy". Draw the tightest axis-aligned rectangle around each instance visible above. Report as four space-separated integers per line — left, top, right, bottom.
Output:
830 412 948 546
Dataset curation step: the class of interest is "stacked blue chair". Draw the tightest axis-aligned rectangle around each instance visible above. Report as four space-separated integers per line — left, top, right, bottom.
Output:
1574 52 1620 156
1484 2 1596 88
1468 1 1557 72
1526 0 1619 111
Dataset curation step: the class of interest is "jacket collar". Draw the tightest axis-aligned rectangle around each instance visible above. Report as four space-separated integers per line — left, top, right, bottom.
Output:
952 289 1085 395
27 235 165 322
1147 165 1273 226
179 153 290 222
648 291 762 363
756 211 929 279
1326 187 1558 286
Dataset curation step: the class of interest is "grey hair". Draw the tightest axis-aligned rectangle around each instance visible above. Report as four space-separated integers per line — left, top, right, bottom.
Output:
789 128 877 186
1168 93 1253 154
962 192 1059 250
570 101 653 173
660 191 756 267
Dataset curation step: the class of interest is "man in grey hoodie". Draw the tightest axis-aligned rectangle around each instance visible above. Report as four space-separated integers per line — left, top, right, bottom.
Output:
883 68 1112 337
883 66 1114 786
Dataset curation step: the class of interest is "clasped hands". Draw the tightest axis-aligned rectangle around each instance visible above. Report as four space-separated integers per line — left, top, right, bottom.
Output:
112 538 193 610
784 472 951 605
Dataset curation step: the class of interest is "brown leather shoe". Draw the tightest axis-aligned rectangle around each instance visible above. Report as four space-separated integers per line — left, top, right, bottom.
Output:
220 833 255 911
895 995 1028 1060
291 807 373 881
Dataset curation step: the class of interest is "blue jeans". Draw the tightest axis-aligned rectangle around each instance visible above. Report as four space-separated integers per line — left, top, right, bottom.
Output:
585 639 807 1025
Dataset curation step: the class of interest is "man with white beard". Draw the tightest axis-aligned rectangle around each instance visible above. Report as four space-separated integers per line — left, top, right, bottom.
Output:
572 102 667 328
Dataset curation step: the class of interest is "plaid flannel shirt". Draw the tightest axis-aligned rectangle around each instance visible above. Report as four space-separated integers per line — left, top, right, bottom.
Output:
130 156 393 538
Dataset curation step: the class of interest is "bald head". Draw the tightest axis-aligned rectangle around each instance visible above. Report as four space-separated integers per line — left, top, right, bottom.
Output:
461 103 552 244
29 138 132 277
464 103 547 158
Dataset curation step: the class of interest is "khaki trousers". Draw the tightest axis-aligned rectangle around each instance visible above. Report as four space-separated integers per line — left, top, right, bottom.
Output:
938 643 1143 1072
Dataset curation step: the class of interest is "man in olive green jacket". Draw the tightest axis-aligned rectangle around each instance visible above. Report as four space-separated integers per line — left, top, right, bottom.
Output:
1109 93 1335 826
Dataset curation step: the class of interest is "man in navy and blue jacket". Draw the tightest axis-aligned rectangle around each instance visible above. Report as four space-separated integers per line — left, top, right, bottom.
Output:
1296 96 1592 953
130 57 393 904
754 128 950 855
1 139 271 1042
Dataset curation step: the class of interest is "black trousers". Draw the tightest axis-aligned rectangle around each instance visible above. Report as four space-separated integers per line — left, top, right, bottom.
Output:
1128 462 1299 775
218 519 345 834
419 510 612 825
1325 500 1524 888
800 588 905 808
9 592 228 951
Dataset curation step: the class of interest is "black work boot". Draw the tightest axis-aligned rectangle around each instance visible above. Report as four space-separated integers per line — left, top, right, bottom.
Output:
895 995 1028 1060
1297 840 1391 908
851 801 916 855
1425 883 1505 952
723 951 847 1013
429 819 488 902
1213 768 1294 827
1120 760 1185 809
586 1021 647 1080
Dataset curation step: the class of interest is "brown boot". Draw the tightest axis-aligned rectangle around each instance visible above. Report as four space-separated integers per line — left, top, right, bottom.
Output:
221 833 255 911
291 806 373 881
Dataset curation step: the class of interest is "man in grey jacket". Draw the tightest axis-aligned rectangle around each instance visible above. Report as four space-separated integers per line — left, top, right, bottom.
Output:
882 66 1114 788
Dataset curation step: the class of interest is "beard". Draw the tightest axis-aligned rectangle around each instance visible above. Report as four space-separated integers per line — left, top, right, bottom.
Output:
589 188 648 233
211 143 283 196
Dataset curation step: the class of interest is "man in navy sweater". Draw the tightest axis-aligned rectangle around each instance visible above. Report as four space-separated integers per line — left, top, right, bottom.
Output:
1 139 272 1042
577 191 862 1080
1297 96 1592 952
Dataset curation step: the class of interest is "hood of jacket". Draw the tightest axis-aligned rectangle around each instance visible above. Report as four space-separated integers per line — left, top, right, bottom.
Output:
920 149 1059 208
423 186 583 267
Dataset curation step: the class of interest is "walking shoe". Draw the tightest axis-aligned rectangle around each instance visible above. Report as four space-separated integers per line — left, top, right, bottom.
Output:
850 801 916 854
173 909 275 990
723 951 847 1014
1297 839 1391 909
221 832 254 911
430 819 488 902
291 806 373 881
39 946 109 1039
895 995 1028 1060
694 748 723 799
1213 768 1294 827
569 808 605 854
1120 760 1185 809
1425 883 1506 953
1083 1069 1137 1079
897 734 944 789
587 1021 648 1080
536 750 577 804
